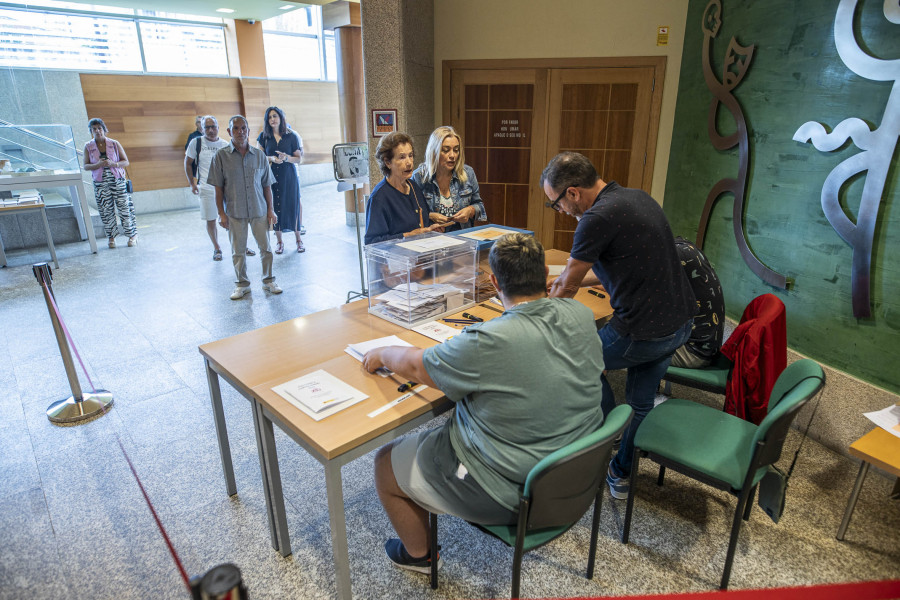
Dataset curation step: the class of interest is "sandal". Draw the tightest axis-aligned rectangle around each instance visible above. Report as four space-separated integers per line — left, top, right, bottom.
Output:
108 238 116 249
275 241 284 255
213 249 223 261
297 240 305 253
127 236 137 247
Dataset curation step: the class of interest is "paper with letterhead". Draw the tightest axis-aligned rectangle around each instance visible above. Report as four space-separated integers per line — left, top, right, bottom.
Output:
412 320 459 343
547 264 565 276
272 369 368 421
864 404 900 439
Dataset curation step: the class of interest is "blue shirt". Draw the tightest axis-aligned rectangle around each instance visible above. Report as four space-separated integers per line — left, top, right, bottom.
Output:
207 143 276 219
364 178 431 244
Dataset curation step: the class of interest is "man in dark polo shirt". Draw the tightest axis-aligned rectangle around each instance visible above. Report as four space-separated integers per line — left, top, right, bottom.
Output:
543 151 696 499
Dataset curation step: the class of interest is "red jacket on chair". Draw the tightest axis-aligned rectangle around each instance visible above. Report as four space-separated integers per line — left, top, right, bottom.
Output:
720 294 787 424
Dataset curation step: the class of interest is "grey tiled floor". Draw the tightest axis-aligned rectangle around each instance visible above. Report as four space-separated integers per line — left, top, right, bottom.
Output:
1 182 898 599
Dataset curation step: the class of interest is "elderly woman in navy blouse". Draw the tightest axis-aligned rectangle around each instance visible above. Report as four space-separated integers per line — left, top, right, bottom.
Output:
413 125 486 232
365 132 445 245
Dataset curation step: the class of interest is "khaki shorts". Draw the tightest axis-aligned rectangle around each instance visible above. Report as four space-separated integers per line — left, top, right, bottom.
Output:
391 428 516 525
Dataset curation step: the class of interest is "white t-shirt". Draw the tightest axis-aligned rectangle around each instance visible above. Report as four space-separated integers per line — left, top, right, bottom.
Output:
186 136 230 186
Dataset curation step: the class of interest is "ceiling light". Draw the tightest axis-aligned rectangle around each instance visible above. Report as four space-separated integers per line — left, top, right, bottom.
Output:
279 5 295 9
216 8 235 13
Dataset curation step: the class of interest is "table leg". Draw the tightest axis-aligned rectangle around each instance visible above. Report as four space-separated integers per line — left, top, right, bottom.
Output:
837 461 870 540
39 205 59 269
253 401 292 556
70 182 97 254
206 359 236 496
325 461 353 600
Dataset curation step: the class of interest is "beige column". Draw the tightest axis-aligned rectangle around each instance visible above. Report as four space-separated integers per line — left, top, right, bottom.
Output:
335 24 369 220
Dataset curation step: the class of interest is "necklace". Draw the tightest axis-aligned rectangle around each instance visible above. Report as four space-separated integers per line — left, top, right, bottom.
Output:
408 183 424 228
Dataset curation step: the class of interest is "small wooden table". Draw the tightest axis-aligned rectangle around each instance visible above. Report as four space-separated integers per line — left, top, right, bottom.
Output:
836 426 900 540
0 200 59 268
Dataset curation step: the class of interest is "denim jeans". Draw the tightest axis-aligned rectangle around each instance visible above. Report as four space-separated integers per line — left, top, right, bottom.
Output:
600 319 693 478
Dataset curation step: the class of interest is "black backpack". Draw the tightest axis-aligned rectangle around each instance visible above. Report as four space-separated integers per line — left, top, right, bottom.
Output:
191 136 202 179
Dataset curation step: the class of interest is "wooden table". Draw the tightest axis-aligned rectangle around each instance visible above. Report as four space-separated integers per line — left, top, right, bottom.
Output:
199 260 614 600
836 426 900 540
0 200 59 268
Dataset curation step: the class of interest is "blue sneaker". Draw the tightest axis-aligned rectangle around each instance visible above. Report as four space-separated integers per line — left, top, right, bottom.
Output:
384 539 442 574
606 464 629 500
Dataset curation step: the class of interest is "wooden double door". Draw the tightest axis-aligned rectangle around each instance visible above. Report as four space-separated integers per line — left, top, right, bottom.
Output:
445 58 665 250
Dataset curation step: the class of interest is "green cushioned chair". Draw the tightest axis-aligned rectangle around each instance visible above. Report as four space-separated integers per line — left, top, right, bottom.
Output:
622 359 825 590
663 351 733 394
428 404 633 598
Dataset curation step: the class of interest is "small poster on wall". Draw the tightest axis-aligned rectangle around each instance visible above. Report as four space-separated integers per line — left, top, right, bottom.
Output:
332 142 368 182
372 109 398 137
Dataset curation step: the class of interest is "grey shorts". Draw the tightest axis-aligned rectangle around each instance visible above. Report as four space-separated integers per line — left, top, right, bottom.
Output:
391 428 516 525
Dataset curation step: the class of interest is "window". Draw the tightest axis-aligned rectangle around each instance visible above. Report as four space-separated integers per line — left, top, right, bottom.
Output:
0 8 143 71
140 21 228 75
0 4 228 75
263 6 335 81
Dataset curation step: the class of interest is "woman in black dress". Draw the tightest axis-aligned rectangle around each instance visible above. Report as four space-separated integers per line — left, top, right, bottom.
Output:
256 106 305 253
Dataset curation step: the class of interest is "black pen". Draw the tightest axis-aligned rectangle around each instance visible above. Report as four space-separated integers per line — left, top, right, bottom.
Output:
397 381 417 393
461 312 483 322
588 289 606 299
443 318 478 324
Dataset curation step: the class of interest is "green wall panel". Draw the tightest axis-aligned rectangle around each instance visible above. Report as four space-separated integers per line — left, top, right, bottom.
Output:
664 0 899 392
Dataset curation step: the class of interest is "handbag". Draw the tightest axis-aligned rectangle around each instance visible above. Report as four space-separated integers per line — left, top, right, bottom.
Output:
124 165 133 194
757 376 823 523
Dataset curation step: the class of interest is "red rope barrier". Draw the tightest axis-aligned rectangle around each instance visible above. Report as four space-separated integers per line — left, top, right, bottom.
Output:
42 280 96 392
117 438 192 592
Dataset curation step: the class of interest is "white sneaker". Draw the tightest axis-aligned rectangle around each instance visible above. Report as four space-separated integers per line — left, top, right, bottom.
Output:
230 286 251 300
262 281 282 294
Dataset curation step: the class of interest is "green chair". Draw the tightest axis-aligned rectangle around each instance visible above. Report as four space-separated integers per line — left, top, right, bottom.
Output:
663 351 732 394
429 404 633 598
622 359 825 590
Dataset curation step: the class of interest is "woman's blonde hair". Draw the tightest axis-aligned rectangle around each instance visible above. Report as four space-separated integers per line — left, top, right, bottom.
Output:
424 126 467 184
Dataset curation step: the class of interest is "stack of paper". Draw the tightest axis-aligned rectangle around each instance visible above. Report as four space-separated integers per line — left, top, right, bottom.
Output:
411 320 459 343
272 369 368 421
373 282 466 323
345 336 413 376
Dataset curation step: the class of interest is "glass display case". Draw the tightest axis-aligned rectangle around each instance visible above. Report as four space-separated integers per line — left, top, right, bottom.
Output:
366 232 478 328
446 224 535 302
0 123 98 253
0 124 81 176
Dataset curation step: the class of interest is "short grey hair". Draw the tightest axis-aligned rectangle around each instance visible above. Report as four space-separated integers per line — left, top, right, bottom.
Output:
201 115 218 127
228 115 248 129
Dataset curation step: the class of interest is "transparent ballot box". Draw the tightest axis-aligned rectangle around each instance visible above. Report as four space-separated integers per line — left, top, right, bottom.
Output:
0 124 81 176
366 233 478 328
446 224 534 302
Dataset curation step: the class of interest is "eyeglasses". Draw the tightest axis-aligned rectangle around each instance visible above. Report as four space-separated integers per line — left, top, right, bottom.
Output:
545 187 568 212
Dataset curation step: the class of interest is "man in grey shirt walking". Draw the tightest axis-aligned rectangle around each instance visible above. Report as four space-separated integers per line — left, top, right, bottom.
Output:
208 115 282 300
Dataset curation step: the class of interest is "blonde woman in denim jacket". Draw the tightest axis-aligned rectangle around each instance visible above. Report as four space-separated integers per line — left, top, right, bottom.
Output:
413 126 486 232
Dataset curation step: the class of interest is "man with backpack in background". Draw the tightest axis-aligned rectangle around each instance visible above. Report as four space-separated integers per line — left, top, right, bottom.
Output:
185 115 230 260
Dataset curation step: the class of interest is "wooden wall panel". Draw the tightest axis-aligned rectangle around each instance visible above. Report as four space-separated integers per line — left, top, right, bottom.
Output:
267 80 341 165
80 74 340 192
80 73 243 192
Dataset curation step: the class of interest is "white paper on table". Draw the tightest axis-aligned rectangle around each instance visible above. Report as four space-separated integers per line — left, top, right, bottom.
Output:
345 335 415 377
272 369 369 421
548 264 565 276
863 404 900 439
396 235 465 253
411 320 460 343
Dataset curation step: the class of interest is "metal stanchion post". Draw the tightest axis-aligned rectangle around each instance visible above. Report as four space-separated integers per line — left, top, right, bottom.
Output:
344 183 368 303
33 262 113 424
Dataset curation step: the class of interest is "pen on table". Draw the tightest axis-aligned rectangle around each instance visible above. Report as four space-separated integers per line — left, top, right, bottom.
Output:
443 318 478 325
461 312 484 322
397 381 417 393
588 289 606 298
